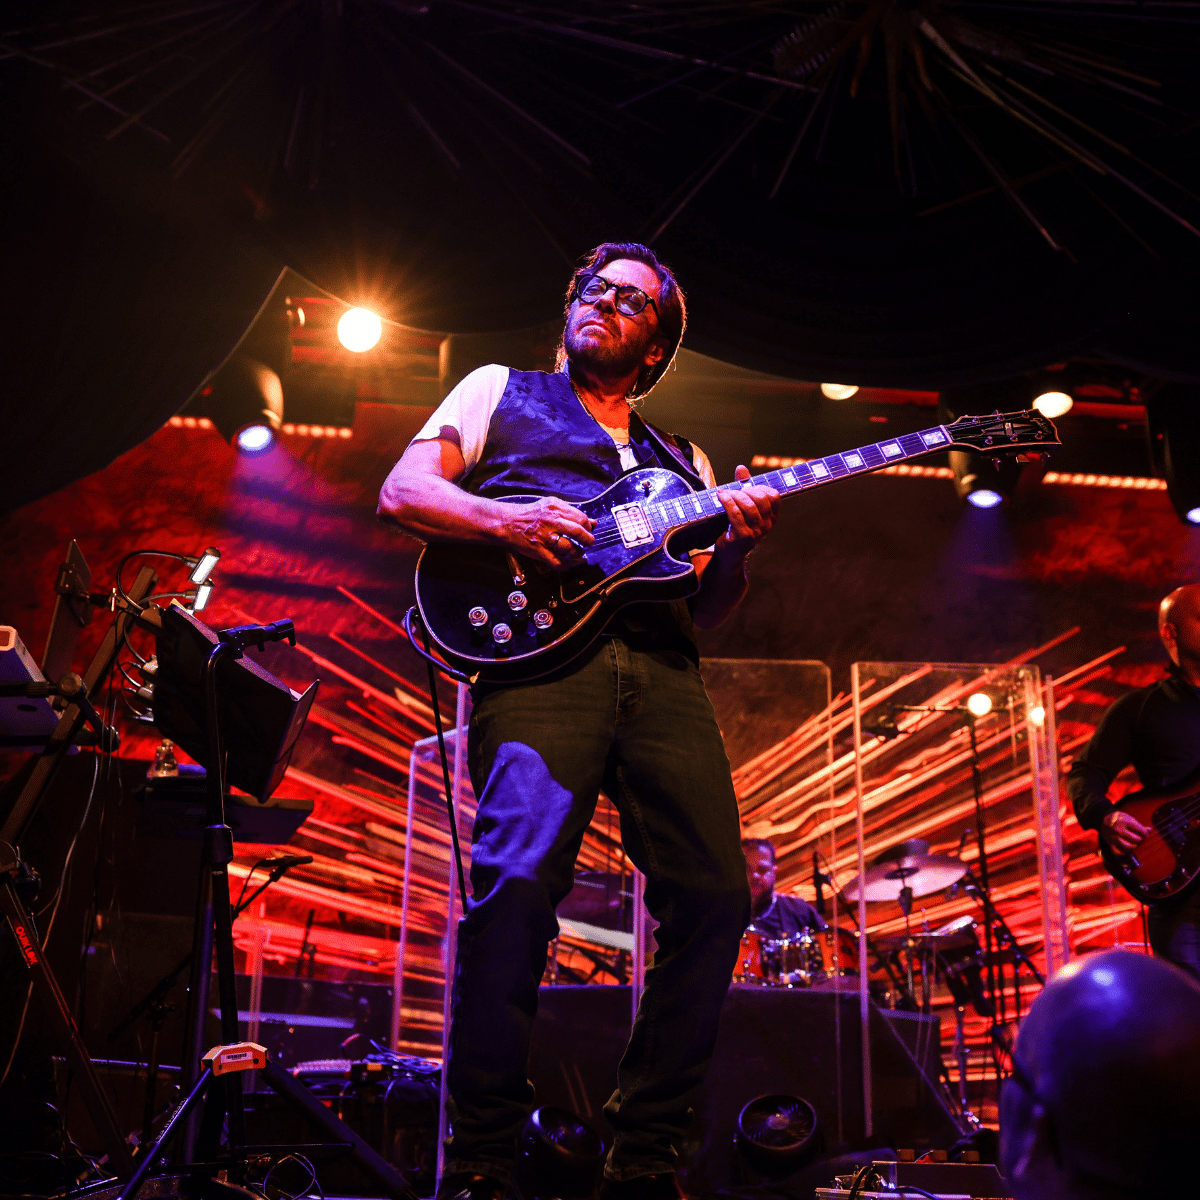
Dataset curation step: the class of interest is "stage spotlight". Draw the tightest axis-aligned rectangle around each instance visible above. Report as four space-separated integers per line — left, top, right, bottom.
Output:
186 355 284 448
337 307 383 352
518 1106 605 1200
820 383 859 400
966 693 993 718
966 488 1004 509
735 1094 819 1173
236 424 275 454
1029 705 1046 727
1147 383 1200 525
1033 390 1073 419
188 547 221 585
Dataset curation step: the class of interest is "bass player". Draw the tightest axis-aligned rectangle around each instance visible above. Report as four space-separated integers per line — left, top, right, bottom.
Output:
378 242 779 1200
1066 583 1200 980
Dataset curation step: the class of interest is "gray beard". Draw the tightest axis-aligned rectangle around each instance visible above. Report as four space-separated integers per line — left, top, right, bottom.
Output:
563 322 647 382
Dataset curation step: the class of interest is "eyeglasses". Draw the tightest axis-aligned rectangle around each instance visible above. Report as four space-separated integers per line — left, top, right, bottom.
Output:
572 273 660 319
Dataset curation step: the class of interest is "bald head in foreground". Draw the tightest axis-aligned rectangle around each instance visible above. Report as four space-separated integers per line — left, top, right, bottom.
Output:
1001 950 1200 1200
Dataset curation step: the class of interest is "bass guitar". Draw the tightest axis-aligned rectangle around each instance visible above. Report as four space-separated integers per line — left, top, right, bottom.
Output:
413 409 1059 683
1099 766 1200 903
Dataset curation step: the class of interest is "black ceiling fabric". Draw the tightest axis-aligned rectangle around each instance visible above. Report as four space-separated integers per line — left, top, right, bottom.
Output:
4 2 1200 512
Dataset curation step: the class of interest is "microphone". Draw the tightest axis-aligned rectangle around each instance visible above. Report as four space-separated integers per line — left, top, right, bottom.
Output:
861 707 901 740
812 851 827 917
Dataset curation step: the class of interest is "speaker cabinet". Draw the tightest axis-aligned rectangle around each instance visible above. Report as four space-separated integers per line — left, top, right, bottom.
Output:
528 984 960 1192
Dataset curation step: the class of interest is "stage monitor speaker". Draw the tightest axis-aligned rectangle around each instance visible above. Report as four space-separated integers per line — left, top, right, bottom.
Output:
528 985 960 1193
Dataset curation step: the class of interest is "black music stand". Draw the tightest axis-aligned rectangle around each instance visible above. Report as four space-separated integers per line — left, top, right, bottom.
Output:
117 606 412 1200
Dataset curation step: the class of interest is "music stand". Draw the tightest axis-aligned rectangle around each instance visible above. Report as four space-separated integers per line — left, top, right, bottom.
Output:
118 606 411 1200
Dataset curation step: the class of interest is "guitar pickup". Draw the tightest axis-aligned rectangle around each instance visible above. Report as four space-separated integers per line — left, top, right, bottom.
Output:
611 503 655 548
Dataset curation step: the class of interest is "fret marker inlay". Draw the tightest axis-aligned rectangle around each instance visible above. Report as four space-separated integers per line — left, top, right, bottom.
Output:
882 443 901 457
845 453 863 469
811 462 830 478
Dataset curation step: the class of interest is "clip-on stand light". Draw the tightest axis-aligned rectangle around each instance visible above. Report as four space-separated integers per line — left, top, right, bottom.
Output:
117 605 412 1200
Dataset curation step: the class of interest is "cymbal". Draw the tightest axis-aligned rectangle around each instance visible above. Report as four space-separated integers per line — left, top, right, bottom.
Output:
842 852 967 903
874 929 977 953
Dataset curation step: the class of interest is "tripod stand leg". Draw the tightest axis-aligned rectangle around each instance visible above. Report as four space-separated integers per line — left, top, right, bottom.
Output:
0 874 134 1178
261 1059 413 1199
117 1067 214 1200
180 850 215 1164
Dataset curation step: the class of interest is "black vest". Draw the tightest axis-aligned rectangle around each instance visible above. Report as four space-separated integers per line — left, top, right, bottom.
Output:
461 368 707 658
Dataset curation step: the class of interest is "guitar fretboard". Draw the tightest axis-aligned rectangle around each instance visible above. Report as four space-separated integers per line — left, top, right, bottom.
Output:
641 424 953 531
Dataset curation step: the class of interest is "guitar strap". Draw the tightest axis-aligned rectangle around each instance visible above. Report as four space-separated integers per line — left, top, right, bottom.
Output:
637 416 704 488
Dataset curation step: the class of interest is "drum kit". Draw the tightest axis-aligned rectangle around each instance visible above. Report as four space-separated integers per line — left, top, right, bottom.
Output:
734 839 996 1015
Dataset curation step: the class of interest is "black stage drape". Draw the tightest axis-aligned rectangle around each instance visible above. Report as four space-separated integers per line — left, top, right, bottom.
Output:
3 4 1199 513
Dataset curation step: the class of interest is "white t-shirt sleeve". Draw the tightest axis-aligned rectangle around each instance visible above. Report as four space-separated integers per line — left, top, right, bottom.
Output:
410 363 510 475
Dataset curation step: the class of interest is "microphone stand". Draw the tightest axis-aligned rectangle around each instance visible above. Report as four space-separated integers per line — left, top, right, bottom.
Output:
964 712 999 1030
816 850 861 934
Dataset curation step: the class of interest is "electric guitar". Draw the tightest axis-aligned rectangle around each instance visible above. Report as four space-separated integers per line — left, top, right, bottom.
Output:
413 410 1059 683
1099 766 1200 903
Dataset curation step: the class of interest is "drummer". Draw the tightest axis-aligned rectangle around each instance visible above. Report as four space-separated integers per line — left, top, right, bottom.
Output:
742 838 828 939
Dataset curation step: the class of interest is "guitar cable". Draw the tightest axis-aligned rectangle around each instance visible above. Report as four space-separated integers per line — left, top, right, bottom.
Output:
404 606 470 906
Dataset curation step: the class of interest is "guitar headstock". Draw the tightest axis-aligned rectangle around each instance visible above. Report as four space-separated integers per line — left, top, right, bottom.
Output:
944 409 1061 457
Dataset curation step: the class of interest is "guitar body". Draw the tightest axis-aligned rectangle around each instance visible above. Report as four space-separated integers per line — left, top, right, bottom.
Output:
411 409 1060 684
1099 769 1200 903
414 468 725 682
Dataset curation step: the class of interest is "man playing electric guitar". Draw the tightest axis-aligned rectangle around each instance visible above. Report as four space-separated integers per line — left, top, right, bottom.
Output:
1066 584 1200 980
378 242 779 1200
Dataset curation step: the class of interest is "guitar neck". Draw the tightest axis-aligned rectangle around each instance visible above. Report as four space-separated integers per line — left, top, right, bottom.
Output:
648 423 953 529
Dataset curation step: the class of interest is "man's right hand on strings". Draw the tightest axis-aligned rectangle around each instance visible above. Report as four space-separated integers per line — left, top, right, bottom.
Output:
1101 809 1151 854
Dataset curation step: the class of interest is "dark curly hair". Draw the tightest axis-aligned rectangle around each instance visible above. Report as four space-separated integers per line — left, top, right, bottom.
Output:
555 242 687 399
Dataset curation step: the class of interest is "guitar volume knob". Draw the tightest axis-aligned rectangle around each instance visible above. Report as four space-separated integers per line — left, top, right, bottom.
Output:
492 623 513 644
532 610 553 630
468 607 489 627
507 591 528 612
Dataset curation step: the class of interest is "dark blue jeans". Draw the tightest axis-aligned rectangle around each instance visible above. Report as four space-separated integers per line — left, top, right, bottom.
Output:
1149 885 1200 983
444 637 750 1184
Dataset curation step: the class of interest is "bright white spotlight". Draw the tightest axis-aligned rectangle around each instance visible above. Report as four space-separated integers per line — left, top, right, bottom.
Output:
820 383 859 400
1033 390 1073 419
189 547 221 585
236 424 274 454
967 488 1004 509
1029 705 1046 727
966 692 993 718
1187 507 1200 525
338 307 383 352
